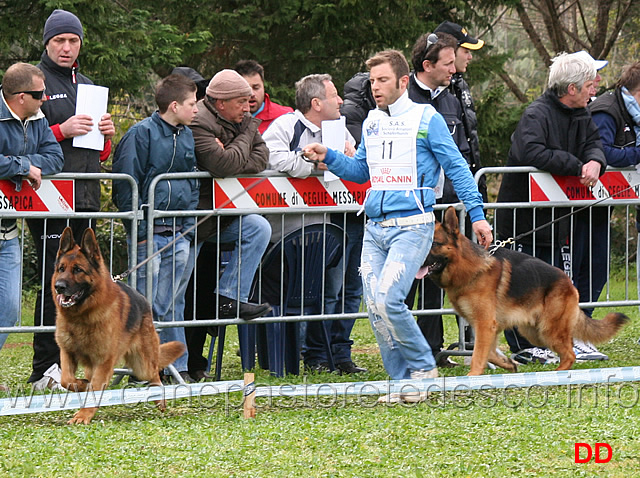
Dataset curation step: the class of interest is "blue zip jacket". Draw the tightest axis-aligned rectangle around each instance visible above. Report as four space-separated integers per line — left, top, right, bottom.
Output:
0 89 64 188
324 92 485 223
112 111 199 241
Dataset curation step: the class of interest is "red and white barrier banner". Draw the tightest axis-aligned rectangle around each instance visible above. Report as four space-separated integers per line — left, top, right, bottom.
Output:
0 179 74 212
530 171 640 202
213 177 370 209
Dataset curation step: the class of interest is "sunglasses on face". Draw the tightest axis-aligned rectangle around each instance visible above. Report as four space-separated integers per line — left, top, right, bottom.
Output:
15 90 47 100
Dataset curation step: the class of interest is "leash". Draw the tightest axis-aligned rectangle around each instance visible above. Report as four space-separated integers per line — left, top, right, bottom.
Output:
112 176 270 282
489 181 639 255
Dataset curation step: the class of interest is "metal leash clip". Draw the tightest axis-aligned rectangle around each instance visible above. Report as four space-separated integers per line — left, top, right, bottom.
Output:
297 150 319 166
488 237 514 256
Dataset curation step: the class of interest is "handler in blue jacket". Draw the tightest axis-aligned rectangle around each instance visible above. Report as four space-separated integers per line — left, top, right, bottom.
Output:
303 50 492 399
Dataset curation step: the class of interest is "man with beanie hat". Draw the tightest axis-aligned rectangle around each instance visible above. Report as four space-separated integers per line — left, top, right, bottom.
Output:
178 69 272 379
28 9 116 391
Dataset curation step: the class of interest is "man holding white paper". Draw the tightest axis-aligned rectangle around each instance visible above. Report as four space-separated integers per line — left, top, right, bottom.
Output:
262 74 367 375
27 9 115 390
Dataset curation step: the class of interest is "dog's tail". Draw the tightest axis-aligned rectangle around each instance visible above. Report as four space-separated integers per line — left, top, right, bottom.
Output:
574 312 629 344
158 341 187 369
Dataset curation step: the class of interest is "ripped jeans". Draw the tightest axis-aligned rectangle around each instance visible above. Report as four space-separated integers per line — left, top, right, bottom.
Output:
361 220 436 379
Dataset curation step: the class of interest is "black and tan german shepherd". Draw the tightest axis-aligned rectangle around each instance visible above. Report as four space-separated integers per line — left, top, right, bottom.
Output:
52 227 185 424
422 207 628 375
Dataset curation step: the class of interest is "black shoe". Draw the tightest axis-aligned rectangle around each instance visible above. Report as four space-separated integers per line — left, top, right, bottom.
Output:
218 296 272 320
304 362 331 373
336 361 368 375
127 374 149 386
162 371 197 385
189 370 214 382
436 356 459 368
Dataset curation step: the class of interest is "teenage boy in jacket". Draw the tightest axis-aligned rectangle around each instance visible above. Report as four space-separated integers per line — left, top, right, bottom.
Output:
112 74 200 384
303 50 492 402
0 63 64 365
28 9 116 391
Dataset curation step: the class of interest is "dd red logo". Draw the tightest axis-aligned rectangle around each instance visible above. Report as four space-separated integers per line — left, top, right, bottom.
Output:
574 443 612 463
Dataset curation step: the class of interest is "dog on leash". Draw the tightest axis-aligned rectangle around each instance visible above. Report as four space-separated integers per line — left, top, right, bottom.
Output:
421 207 628 375
52 227 185 424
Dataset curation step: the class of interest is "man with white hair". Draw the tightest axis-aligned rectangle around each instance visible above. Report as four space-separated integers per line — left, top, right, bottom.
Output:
496 52 606 365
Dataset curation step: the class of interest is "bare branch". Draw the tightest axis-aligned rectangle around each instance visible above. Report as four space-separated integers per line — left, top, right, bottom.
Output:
515 0 552 66
498 71 529 103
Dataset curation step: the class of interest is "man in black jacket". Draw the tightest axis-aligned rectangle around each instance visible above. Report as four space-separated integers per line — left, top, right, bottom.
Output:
496 52 606 365
434 21 487 200
28 9 115 391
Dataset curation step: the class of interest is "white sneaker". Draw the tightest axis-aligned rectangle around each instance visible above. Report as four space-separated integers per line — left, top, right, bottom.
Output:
573 339 609 361
377 391 431 404
410 368 439 380
377 368 438 404
31 364 65 391
511 347 560 365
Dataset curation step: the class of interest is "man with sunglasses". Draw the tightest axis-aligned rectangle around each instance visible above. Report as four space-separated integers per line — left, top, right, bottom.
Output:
27 9 116 391
405 31 484 368
0 62 64 370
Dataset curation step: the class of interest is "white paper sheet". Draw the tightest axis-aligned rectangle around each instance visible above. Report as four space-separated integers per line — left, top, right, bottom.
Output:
321 116 347 182
73 84 109 151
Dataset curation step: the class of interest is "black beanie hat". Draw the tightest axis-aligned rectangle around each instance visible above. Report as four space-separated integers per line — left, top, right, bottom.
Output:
43 9 84 45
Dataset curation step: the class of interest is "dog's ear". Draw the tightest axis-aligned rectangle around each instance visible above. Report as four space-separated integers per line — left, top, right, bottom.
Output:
80 228 102 263
57 227 76 255
442 207 460 235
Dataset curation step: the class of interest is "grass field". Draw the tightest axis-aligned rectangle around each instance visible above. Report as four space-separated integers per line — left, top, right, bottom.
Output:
1 283 639 477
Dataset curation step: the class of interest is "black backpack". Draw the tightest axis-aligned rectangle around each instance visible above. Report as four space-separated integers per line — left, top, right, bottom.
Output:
340 72 375 145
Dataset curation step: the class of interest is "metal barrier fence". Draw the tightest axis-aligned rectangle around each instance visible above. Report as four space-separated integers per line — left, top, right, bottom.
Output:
1 167 638 347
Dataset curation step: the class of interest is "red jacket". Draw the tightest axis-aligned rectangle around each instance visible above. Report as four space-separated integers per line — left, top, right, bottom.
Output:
256 93 293 134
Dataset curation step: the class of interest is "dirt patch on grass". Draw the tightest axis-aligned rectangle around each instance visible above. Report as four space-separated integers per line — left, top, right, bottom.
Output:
352 345 379 355
3 342 32 349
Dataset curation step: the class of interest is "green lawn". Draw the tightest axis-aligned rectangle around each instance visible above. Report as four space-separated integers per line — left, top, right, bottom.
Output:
1 284 639 477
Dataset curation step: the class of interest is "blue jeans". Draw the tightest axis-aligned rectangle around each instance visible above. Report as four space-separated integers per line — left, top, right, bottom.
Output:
0 237 21 351
361 220 436 379
214 214 271 301
133 234 190 373
174 215 270 372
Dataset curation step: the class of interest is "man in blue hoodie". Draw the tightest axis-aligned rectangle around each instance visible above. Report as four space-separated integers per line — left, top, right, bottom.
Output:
0 62 64 367
303 50 492 400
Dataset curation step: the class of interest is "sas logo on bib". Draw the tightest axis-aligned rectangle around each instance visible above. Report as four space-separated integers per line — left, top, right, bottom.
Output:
366 121 379 137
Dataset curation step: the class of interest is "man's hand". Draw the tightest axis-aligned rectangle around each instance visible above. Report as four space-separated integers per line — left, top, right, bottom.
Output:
344 141 356 157
472 219 493 249
27 165 42 191
302 143 328 162
59 114 94 139
98 113 116 141
580 160 601 187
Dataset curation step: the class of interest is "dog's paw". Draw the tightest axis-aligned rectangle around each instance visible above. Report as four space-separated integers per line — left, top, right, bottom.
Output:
155 399 167 412
68 408 96 425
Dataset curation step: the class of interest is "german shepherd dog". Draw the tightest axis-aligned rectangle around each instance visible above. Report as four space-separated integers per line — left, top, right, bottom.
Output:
422 207 628 375
52 227 185 424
